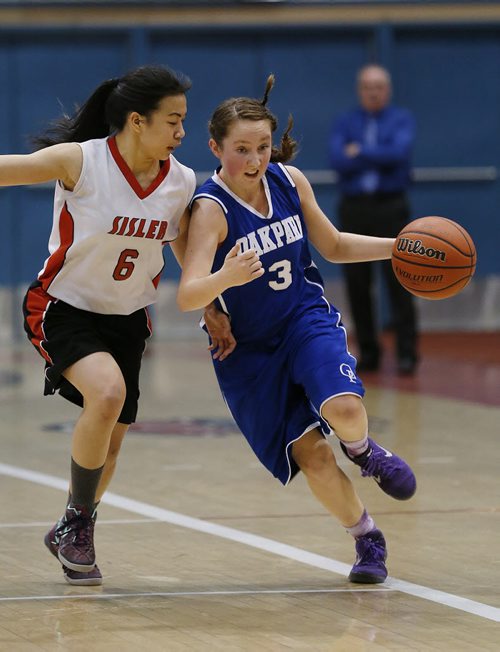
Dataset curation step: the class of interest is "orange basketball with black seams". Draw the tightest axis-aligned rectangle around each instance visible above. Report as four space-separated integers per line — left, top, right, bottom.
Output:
391 216 477 300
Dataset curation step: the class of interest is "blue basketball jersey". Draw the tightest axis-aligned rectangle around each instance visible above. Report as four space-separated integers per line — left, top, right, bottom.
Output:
192 163 328 343
192 163 364 486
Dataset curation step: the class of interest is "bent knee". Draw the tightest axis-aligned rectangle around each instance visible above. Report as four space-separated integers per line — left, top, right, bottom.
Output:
85 381 126 420
322 395 364 429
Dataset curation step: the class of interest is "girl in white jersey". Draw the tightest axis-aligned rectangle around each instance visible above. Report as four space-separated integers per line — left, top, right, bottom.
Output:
177 76 417 584
0 64 231 586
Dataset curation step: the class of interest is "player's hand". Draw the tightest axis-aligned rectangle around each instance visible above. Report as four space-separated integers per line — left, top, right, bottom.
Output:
222 243 264 287
203 304 236 361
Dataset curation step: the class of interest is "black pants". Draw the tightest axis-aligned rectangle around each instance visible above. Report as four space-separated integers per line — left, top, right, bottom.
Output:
338 192 418 364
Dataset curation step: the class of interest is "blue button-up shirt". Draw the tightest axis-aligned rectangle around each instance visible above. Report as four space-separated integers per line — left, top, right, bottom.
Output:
329 105 415 196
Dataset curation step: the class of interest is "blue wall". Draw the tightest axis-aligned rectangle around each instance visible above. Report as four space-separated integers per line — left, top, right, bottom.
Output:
0 21 498 285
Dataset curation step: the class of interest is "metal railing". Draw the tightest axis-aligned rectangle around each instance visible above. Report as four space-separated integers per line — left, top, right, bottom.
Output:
195 166 498 186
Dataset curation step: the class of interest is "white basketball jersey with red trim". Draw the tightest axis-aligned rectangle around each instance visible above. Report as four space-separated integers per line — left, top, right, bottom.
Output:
37 136 196 314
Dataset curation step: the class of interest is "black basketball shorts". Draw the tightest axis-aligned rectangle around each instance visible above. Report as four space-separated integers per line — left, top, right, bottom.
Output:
23 282 152 424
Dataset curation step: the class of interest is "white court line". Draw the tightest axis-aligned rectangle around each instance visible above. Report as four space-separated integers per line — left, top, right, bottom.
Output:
1 461 499 623
0 587 390 603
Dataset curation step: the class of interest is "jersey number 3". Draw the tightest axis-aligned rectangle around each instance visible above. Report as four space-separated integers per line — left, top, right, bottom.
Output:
268 259 292 291
113 249 139 281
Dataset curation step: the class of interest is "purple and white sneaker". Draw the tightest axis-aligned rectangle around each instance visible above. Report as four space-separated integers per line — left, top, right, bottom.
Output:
341 437 417 500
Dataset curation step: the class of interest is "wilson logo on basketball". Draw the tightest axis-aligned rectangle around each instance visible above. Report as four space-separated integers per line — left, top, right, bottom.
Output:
396 238 446 262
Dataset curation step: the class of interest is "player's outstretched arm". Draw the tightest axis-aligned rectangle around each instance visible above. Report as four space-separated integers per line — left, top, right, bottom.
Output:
287 165 394 263
0 142 82 191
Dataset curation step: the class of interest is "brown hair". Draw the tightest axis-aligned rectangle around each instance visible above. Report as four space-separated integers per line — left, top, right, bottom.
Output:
208 74 298 163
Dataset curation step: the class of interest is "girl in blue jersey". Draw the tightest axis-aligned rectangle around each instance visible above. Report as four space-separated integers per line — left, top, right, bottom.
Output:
177 76 416 583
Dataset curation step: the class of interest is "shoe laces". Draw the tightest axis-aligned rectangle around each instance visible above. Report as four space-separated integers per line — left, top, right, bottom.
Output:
356 535 386 563
360 449 396 479
56 512 95 549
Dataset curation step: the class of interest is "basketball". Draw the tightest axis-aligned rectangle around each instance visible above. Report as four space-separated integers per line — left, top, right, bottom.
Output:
391 216 476 300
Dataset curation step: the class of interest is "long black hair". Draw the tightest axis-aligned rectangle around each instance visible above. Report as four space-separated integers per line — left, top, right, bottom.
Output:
33 64 191 149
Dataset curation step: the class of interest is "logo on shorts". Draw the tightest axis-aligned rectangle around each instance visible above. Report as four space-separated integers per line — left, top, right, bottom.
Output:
340 363 357 383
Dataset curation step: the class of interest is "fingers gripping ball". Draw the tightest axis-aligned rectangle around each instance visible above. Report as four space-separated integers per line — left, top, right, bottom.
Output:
392 216 476 300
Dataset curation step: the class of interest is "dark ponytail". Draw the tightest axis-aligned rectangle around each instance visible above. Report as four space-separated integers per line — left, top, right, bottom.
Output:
33 64 191 149
33 79 120 149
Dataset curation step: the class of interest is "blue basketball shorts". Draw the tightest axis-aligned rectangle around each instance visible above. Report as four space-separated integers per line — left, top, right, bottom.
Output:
211 304 365 485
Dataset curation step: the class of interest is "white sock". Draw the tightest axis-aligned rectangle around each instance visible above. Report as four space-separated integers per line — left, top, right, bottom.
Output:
346 509 375 538
341 435 369 457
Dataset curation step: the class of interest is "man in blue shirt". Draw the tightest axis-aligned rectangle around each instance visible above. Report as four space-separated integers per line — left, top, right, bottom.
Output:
330 64 418 375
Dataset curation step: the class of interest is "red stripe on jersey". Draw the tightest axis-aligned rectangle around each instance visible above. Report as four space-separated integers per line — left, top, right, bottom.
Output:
107 135 171 199
144 307 153 336
24 285 54 364
152 261 165 289
38 202 75 292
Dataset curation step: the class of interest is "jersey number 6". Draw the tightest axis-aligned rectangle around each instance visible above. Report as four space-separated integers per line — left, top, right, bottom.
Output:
113 249 139 281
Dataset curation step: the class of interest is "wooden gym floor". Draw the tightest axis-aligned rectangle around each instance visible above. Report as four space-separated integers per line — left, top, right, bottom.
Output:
0 329 499 651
